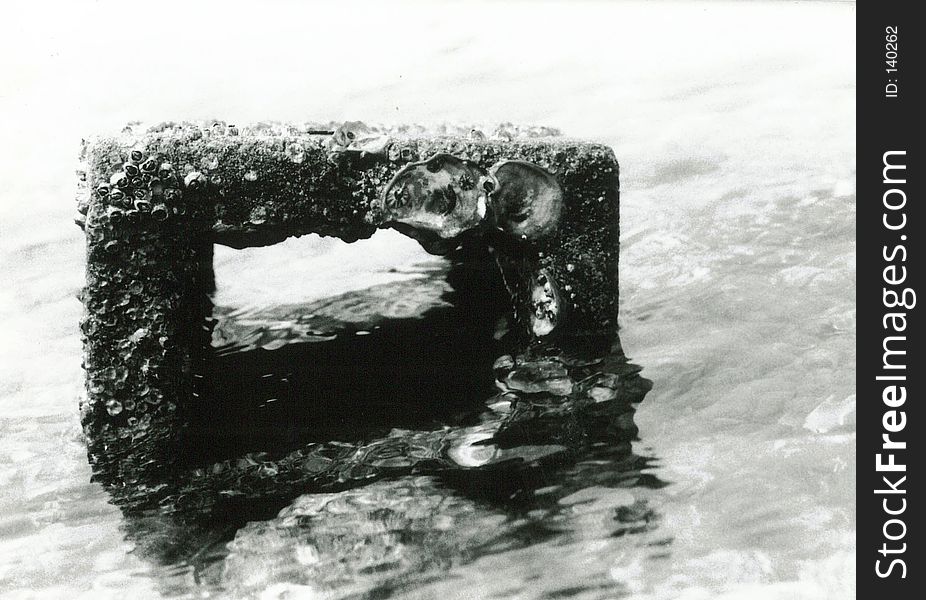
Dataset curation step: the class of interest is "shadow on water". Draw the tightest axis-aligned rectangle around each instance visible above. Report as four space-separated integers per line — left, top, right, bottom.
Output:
114 251 663 598
187 273 505 463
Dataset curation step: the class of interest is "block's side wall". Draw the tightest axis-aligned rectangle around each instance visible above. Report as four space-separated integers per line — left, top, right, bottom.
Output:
80 139 212 489
470 142 620 344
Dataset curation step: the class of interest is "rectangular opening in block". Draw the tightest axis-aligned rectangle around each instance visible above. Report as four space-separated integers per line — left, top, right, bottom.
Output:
188 230 511 464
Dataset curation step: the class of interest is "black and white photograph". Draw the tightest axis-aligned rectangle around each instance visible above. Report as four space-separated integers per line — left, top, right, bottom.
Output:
0 1 872 598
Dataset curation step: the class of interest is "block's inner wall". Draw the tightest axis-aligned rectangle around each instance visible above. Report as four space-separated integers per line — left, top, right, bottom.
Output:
77 122 620 508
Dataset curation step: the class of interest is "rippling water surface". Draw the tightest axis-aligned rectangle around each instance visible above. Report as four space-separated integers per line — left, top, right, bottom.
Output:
0 1 854 598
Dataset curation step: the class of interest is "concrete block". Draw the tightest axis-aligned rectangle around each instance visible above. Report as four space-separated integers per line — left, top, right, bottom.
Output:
76 121 620 508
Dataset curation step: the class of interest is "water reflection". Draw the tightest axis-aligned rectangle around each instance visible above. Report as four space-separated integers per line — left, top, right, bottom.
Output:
112 251 660 598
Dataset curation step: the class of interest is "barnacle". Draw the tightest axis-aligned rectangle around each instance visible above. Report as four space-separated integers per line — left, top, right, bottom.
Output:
151 203 169 222
183 171 207 189
140 158 158 174
110 173 130 190
105 206 125 224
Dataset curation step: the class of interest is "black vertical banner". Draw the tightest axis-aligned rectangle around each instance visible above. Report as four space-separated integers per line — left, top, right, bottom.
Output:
858 1 921 597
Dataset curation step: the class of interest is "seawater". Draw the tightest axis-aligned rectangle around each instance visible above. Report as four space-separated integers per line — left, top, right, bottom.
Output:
0 2 855 598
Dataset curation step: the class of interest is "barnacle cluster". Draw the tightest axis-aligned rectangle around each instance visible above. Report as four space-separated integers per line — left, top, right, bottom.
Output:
94 149 182 222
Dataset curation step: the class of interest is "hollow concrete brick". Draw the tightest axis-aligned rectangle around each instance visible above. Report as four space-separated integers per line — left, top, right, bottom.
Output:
76 121 621 507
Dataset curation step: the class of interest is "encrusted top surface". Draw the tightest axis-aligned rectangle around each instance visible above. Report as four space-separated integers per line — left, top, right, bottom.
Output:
92 119 565 143
76 120 617 249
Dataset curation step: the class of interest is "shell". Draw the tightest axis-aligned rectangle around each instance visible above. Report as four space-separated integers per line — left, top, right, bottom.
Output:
489 160 563 239
529 269 563 337
327 121 391 155
379 153 492 244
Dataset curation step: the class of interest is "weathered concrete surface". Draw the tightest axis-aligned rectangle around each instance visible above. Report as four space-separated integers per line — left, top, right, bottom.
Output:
76 121 620 507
